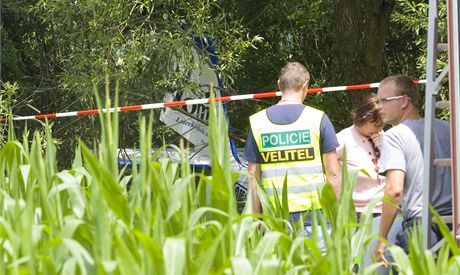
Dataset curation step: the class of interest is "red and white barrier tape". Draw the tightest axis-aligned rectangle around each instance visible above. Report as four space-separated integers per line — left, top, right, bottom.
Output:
6 79 427 121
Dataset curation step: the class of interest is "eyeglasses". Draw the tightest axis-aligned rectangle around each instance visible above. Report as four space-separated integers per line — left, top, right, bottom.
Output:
376 95 404 105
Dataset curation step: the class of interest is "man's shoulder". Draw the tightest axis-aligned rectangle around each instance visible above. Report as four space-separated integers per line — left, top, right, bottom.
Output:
399 118 449 139
385 123 417 143
388 121 414 133
434 118 450 129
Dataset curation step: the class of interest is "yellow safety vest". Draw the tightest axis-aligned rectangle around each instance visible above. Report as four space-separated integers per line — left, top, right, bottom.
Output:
250 106 325 212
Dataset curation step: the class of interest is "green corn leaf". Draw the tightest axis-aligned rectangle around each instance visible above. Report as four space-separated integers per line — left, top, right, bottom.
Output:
256 180 275 216
81 143 130 224
234 216 254 257
61 257 77 275
351 198 378 259
0 142 21 173
281 174 290 221
114 234 141 275
257 258 282 275
436 244 451 273
163 237 186 275
251 231 282 272
285 265 308 275
388 245 413 274
19 164 31 192
319 182 337 230
72 143 83 168
362 262 383 275
231 256 253 275
287 236 306 266
194 224 227 274
270 180 284 219
446 256 460 274
423 250 437 275
63 238 95 275
431 206 460 256
189 207 228 230
58 218 85 240
53 171 86 219
166 175 195 221
0 216 19 254
134 230 165 274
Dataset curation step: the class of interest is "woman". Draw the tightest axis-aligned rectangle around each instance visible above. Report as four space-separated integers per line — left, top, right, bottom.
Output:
336 94 385 217
337 94 401 273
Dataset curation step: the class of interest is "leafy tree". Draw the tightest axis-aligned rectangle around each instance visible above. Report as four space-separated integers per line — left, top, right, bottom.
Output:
1 0 258 166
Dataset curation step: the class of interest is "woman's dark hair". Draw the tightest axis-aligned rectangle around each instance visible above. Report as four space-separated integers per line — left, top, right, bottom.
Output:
351 93 384 127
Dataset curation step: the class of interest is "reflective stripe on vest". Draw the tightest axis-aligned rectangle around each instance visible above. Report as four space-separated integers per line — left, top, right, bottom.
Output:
261 165 324 179
250 106 325 212
264 182 325 196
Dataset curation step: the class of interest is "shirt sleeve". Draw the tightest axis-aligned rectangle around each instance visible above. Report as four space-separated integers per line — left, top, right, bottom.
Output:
379 129 406 176
335 131 345 161
243 130 262 163
320 115 340 154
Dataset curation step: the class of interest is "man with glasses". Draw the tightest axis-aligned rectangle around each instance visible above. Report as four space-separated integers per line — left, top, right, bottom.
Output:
374 75 452 267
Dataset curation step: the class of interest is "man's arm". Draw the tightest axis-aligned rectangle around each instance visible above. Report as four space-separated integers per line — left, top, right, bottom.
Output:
248 162 262 213
374 169 405 267
322 150 342 198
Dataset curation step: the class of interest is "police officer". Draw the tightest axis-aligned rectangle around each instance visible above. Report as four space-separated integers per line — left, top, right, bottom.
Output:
244 62 341 242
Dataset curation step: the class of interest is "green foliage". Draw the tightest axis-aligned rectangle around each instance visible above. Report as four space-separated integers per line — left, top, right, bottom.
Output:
2 0 259 166
384 207 460 274
389 0 447 76
0 82 18 115
388 0 450 120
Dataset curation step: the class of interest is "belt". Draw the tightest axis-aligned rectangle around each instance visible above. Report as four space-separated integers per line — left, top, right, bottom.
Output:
402 216 422 230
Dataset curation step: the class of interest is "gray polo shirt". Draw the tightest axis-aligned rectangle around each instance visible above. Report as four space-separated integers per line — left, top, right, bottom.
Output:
379 118 452 219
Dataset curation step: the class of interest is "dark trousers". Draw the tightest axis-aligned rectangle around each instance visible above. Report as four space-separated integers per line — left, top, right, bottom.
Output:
396 216 447 253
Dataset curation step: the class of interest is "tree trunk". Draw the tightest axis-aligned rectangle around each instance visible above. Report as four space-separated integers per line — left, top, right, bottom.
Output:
333 0 395 84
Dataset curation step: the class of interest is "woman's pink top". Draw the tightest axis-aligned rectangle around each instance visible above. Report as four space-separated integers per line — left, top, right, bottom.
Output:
336 125 385 213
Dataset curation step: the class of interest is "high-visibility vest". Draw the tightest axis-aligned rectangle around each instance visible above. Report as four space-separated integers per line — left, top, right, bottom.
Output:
250 106 325 212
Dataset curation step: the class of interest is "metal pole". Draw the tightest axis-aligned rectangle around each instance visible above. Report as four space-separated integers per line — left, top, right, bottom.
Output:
447 0 460 242
423 0 440 249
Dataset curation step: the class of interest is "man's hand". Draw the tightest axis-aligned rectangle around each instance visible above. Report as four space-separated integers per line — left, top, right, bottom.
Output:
374 240 388 268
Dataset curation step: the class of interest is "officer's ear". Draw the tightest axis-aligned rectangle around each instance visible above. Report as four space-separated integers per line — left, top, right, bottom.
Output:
302 80 309 90
277 79 281 90
302 80 309 94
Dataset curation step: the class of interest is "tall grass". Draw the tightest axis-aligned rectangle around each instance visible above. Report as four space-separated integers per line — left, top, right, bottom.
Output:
0 81 459 274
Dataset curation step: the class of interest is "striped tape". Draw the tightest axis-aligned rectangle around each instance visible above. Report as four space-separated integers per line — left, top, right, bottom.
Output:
6 79 427 121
